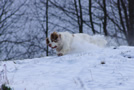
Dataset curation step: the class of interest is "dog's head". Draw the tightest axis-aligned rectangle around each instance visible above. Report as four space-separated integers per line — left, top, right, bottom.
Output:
46 32 61 49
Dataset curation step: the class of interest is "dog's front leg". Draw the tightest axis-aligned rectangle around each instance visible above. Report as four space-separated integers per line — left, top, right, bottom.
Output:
57 48 69 56
56 42 70 56
57 50 64 56
56 49 66 56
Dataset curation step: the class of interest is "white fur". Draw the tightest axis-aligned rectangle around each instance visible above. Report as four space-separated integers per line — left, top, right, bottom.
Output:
55 32 73 55
50 32 107 56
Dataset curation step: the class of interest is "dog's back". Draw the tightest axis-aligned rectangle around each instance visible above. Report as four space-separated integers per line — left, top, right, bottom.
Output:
73 33 107 47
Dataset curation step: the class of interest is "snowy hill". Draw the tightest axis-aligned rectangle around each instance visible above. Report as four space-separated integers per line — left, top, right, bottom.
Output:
1 46 134 90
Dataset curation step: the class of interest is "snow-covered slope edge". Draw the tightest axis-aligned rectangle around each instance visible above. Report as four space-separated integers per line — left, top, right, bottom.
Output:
0 46 134 90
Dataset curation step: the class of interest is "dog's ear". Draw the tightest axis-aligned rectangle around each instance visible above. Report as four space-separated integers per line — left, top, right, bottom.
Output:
58 34 61 40
46 38 49 45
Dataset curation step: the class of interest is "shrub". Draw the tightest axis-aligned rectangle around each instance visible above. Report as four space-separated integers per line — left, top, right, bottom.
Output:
1 84 11 90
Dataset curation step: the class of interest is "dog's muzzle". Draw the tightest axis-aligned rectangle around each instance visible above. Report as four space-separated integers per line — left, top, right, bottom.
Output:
48 44 57 49
52 46 57 49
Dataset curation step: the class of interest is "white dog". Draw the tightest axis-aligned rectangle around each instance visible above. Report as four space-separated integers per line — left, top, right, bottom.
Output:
46 31 107 56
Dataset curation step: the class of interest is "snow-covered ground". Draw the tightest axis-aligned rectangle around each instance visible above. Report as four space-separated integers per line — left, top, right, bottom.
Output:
1 45 134 90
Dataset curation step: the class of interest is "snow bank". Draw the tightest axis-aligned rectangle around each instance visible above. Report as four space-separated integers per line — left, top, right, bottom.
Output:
1 45 134 90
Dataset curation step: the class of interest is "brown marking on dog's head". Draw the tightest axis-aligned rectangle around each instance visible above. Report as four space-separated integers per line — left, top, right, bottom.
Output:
49 32 62 48
50 32 59 42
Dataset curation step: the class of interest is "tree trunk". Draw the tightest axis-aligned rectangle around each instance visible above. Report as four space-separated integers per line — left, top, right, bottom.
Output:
120 0 129 32
128 0 134 45
46 0 49 56
89 0 95 34
74 0 83 33
117 0 127 36
74 0 80 33
103 0 108 36
78 0 83 33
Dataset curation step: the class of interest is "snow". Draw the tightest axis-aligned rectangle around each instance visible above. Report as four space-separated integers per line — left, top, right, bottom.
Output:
1 43 134 90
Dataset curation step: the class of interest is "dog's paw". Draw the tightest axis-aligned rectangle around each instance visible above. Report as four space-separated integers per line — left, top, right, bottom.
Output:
57 53 63 56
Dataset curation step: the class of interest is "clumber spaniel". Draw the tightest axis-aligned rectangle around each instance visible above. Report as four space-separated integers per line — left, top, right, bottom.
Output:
46 31 107 56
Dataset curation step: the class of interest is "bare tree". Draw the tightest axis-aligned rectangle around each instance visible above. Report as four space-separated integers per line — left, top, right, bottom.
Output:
73 0 83 33
116 0 134 45
46 0 49 56
128 0 134 45
0 0 26 60
117 0 127 36
74 0 80 32
102 0 108 36
89 0 95 34
33 0 54 56
78 0 83 33
96 0 108 36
